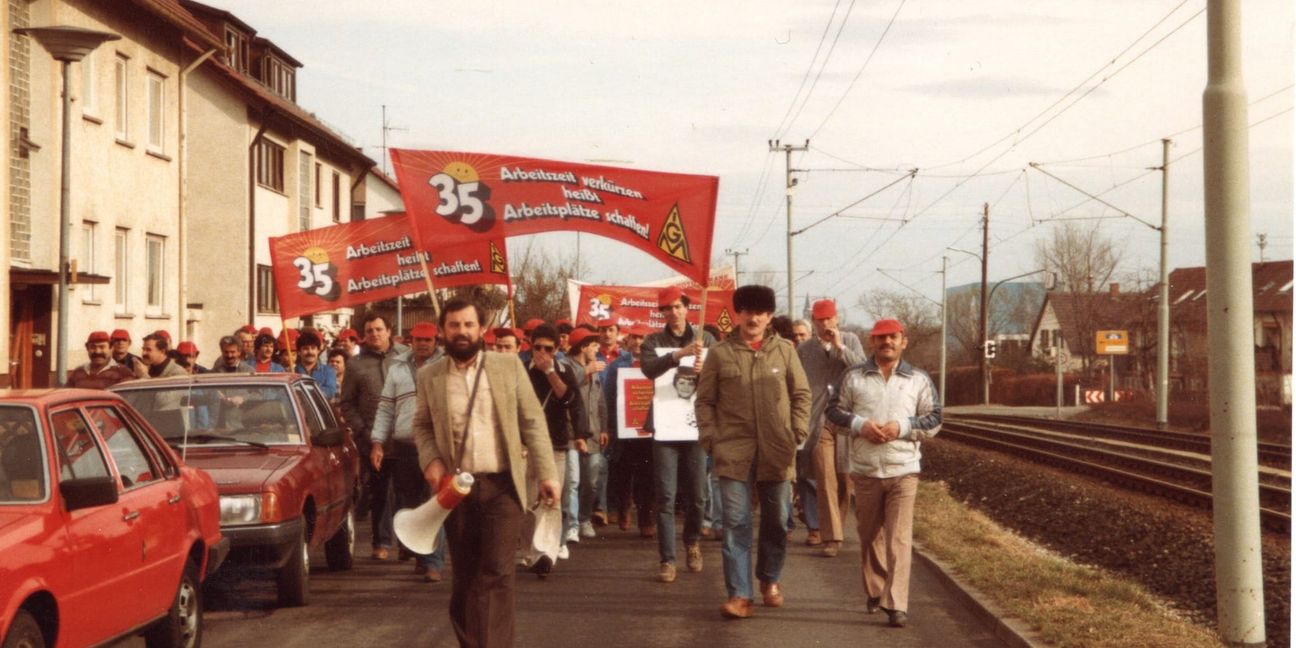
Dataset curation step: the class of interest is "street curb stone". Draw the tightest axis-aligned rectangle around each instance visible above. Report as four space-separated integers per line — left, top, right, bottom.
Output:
914 542 1046 648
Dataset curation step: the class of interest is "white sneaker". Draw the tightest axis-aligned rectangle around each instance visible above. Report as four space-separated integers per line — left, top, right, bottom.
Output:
564 527 580 544
580 521 596 538
557 545 570 560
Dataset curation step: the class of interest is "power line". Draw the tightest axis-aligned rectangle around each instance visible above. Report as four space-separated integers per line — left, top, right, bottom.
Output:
808 0 908 139
776 0 859 140
770 0 845 139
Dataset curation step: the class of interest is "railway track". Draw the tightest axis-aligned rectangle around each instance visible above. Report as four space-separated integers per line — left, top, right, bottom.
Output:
949 413 1292 469
940 417 1291 534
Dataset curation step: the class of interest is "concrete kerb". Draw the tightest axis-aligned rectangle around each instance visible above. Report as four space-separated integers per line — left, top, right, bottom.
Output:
914 541 1047 648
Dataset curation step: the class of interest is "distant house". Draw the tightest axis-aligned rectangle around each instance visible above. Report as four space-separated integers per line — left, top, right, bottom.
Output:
1028 284 1145 375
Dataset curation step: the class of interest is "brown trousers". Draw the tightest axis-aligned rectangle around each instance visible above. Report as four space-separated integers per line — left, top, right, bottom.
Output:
812 427 854 542
851 473 919 613
446 473 525 648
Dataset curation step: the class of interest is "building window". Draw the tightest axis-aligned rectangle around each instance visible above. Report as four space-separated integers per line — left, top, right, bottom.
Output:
314 163 322 206
332 172 341 222
255 139 285 192
146 235 165 313
114 54 129 140
256 265 278 313
80 52 97 116
114 228 130 313
224 27 248 73
299 151 312 231
266 57 295 101
146 71 165 153
81 221 97 302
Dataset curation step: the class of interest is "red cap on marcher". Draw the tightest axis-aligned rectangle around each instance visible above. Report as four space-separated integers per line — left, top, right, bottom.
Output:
411 321 439 339
626 324 652 337
568 329 598 348
339 328 359 341
483 329 497 345
110 329 131 342
595 318 617 329
811 299 837 319
177 341 199 355
153 329 172 343
555 318 572 327
523 318 546 333
258 327 273 337
238 324 258 335
870 319 906 337
278 329 300 349
494 327 524 341
657 286 684 308
86 331 111 345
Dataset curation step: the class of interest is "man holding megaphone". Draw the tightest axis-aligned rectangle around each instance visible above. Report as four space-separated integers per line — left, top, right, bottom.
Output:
411 299 559 648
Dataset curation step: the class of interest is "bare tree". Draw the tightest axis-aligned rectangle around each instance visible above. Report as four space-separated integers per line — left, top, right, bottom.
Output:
858 289 941 368
943 284 1043 367
508 240 578 325
1033 221 1126 376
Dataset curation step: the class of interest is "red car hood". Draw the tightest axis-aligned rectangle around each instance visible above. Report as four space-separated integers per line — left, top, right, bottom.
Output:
179 447 302 493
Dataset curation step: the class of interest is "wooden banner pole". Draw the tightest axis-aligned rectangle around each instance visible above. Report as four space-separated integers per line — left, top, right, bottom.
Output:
417 252 442 319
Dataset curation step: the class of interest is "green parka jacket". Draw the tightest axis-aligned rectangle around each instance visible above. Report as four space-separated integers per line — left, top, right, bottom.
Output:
694 329 812 482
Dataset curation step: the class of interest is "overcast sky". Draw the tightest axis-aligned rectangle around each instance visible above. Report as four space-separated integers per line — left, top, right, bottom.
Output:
218 0 1293 323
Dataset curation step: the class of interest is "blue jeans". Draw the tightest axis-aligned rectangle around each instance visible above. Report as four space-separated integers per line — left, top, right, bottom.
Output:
653 441 707 564
562 448 580 542
704 457 723 531
718 474 791 599
579 451 608 523
797 477 819 530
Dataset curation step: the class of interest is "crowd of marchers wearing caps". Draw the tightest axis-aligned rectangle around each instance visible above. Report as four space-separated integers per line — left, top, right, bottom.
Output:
63 283 941 643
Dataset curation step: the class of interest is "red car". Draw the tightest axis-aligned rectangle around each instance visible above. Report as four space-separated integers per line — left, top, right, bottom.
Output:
0 389 225 648
112 373 359 607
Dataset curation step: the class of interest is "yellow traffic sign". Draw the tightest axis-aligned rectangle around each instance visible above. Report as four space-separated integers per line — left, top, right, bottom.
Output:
1096 330 1129 355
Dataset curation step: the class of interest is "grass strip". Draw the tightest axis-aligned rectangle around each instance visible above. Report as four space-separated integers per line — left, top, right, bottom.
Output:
913 480 1223 648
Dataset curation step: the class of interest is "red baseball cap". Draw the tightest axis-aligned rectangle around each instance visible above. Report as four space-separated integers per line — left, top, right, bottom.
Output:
626 324 652 337
339 328 360 341
657 286 684 308
176 341 199 355
595 318 617 329
811 299 837 319
258 327 274 337
482 329 497 345
238 324 258 335
870 319 906 337
110 329 131 342
86 331 111 345
522 318 546 333
153 329 172 343
278 329 300 349
411 321 439 339
555 318 572 327
568 329 598 348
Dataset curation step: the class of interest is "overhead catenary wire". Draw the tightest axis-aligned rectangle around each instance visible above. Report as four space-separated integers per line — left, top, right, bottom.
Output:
808 0 908 140
769 0 845 140
775 0 858 141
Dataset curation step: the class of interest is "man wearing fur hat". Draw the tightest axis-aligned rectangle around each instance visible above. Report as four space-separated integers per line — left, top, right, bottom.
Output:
695 284 811 619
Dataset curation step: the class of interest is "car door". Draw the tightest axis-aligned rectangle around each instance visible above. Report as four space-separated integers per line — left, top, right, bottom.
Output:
309 384 358 506
294 383 342 538
87 403 188 616
48 406 146 647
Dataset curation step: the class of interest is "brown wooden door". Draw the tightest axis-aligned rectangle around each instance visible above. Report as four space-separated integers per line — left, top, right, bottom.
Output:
8 284 52 388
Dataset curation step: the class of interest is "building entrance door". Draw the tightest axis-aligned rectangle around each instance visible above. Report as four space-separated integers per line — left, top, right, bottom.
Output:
8 284 53 388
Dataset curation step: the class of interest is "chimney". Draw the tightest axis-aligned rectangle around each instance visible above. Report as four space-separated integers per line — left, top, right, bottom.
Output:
1109 282 1120 297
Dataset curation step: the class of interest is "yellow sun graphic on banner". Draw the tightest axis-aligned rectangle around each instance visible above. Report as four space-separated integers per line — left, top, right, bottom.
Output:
302 246 330 264
444 161 479 183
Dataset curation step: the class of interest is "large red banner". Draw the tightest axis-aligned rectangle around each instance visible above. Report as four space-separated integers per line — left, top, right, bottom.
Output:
269 215 509 319
390 150 719 285
576 285 737 335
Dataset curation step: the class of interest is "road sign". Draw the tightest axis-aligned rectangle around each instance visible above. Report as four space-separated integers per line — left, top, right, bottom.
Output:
984 340 997 359
1096 330 1129 355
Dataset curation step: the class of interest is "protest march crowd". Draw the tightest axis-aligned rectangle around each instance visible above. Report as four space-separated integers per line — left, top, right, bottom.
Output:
67 281 941 648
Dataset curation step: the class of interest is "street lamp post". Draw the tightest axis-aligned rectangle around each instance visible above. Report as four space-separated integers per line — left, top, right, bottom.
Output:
14 26 119 386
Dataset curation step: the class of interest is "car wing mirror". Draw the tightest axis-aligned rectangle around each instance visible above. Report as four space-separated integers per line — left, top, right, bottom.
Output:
60 476 120 511
313 426 347 448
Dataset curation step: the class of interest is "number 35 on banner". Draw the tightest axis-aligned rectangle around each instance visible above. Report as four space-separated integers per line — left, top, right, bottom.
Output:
292 247 340 301
429 165 495 232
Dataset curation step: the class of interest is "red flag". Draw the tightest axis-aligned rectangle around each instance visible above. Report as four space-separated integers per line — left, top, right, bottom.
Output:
390 150 719 285
575 285 736 335
269 215 509 320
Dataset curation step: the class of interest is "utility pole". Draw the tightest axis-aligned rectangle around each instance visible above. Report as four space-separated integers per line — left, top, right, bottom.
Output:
725 248 749 280
1256 233 1267 262
770 139 809 317
939 256 948 408
980 203 990 405
1156 139 1172 430
381 105 409 334
1203 1 1265 644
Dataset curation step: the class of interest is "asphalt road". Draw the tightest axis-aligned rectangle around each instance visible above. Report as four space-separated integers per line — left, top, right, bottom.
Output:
122 516 1006 648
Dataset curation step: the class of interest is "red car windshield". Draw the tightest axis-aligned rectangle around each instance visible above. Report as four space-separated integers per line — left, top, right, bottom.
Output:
119 385 303 446
0 406 45 502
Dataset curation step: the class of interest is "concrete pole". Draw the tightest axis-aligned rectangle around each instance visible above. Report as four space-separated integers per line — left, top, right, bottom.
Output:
939 255 948 408
1156 139 1172 430
1055 348 1063 418
771 139 807 316
1203 1 1266 644
56 60 72 386
979 203 990 405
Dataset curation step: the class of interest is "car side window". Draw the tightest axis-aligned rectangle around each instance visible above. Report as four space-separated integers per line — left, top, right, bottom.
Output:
0 408 46 502
295 384 326 438
122 407 179 479
88 406 162 490
305 386 339 430
50 409 111 482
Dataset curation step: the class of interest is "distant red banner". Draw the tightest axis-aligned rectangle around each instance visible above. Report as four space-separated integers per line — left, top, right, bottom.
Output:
269 215 509 319
576 285 736 335
390 150 719 284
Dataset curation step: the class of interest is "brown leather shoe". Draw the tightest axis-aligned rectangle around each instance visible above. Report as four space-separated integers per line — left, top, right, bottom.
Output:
592 511 609 527
618 510 632 531
719 597 752 619
821 541 841 557
372 547 390 561
640 525 657 539
424 568 442 583
805 530 823 546
760 581 784 608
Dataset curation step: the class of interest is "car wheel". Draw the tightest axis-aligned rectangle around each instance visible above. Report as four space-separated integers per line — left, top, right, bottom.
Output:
2 610 45 648
324 509 355 571
276 526 310 607
144 559 203 648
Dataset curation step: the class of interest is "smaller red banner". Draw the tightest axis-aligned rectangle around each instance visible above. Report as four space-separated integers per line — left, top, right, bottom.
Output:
575 285 736 335
269 215 509 320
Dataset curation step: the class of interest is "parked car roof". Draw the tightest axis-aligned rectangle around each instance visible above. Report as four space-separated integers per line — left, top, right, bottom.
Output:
0 389 127 406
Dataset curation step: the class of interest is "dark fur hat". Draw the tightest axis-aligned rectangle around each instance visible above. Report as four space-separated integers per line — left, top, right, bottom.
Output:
733 284 777 314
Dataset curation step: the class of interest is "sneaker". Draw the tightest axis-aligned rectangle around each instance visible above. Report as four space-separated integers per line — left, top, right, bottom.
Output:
719 596 752 619
866 596 882 614
564 527 580 544
760 581 784 608
805 530 823 546
657 562 677 583
686 543 703 573
557 545 570 560
887 610 908 628
529 555 553 578
580 521 597 539
822 541 841 558
424 568 442 583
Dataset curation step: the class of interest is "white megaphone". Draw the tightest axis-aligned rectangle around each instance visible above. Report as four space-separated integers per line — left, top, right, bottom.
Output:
394 472 475 554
